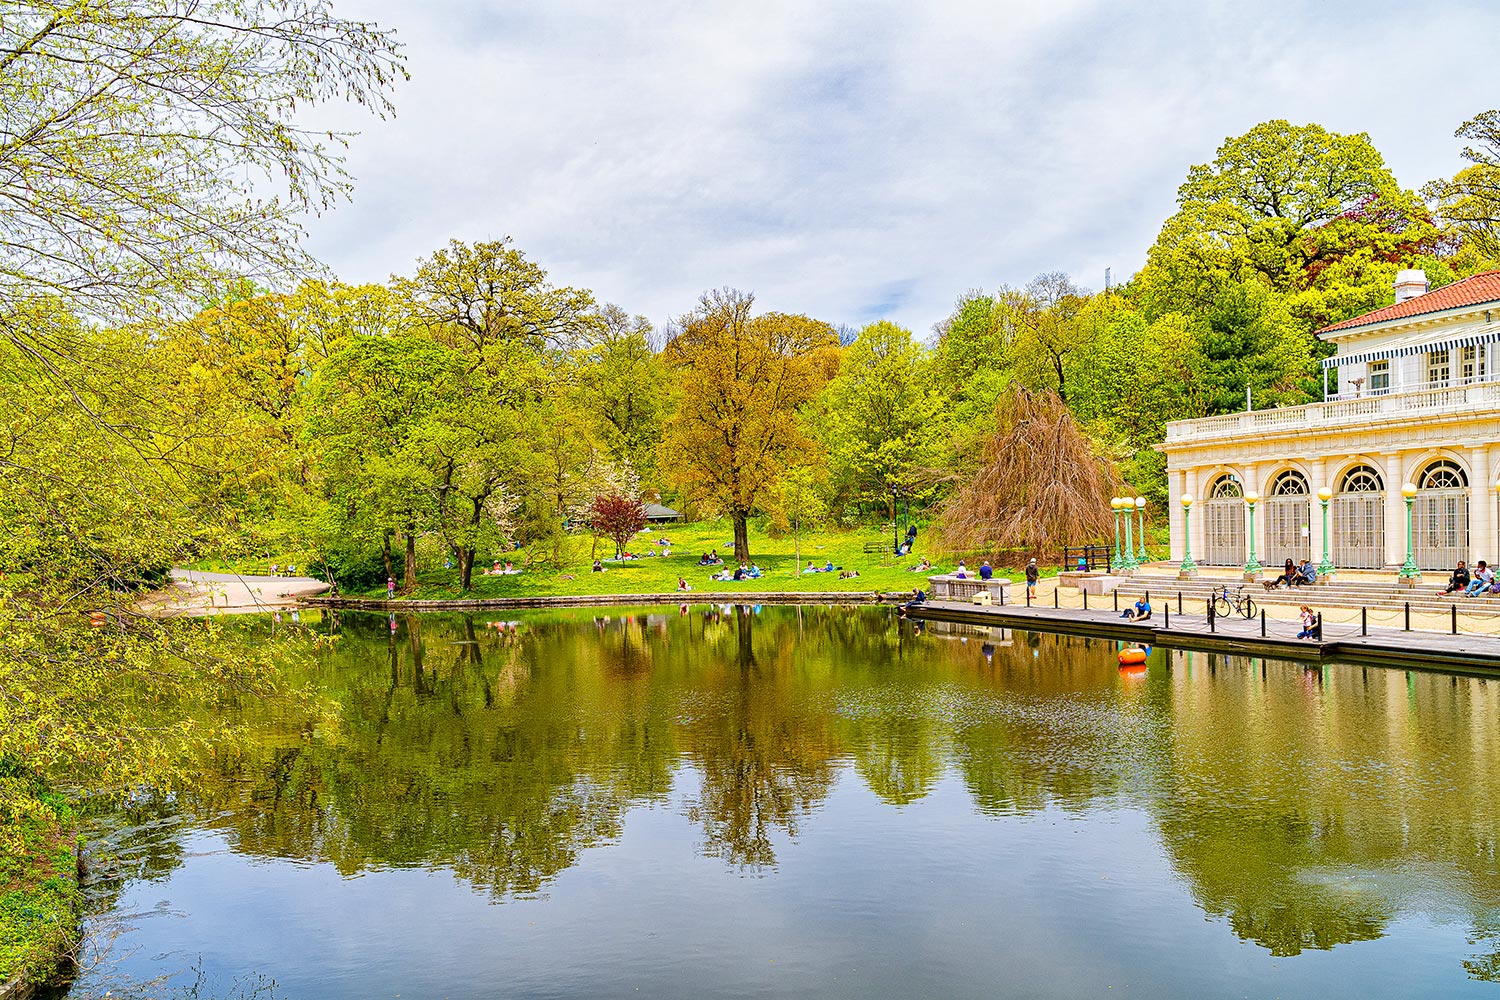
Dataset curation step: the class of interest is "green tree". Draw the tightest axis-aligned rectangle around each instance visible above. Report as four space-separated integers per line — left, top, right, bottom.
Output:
1141 120 1439 304
0 2 405 325
575 304 670 482
305 335 461 589
660 290 838 561
1425 110 1500 262
816 321 942 513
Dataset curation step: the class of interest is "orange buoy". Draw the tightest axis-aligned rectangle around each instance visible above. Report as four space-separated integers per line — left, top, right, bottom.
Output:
1117 647 1147 666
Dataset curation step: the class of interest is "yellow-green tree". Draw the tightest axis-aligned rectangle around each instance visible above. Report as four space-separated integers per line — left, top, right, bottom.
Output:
661 290 837 561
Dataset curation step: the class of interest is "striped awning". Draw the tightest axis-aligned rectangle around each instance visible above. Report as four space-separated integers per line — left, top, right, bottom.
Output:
1321 326 1500 369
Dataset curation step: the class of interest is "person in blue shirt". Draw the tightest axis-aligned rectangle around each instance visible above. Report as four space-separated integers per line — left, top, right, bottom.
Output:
1121 596 1151 622
979 561 993 580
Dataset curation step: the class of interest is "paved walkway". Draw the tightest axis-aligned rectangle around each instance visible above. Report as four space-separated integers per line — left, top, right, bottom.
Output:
142 569 331 617
906 598 1500 673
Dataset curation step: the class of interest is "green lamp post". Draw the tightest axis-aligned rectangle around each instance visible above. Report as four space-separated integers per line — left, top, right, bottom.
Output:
1110 498 1124 572
1121 497 1138 573
1243 490 1263 579
1134 496 1148 564
1316 486 1335 579
1398 482 1421 582
1179 494 1197 577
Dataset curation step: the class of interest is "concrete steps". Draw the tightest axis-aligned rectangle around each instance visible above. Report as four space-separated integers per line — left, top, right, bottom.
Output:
1110 575 1499 616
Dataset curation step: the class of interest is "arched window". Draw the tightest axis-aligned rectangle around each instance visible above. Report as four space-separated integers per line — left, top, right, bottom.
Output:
1270 470 1309 496
1420 459 1468 490
1208 474 1242 499
1339 464 1384 493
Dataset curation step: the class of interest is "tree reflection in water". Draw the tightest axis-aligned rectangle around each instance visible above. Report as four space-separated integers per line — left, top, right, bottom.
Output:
122 607 1500 976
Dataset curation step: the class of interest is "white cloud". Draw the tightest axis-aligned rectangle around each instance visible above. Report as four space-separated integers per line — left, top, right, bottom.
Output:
301 0 1500 334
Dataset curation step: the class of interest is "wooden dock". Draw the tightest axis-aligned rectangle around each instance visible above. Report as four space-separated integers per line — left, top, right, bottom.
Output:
905 599 1500 674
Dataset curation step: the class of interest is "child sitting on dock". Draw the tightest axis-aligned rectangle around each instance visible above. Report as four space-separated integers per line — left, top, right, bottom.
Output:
1121 596 1151 622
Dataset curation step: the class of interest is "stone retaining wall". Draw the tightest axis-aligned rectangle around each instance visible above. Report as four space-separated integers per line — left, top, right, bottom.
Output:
311 590 915 612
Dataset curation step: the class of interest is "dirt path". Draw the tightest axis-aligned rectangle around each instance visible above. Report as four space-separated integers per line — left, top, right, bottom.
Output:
142 568 331 617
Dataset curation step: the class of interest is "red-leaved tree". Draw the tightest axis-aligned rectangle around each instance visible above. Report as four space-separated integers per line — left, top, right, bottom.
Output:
587 492 648 559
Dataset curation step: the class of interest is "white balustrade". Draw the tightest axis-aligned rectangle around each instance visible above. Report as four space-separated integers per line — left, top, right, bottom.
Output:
1165 380 1500 445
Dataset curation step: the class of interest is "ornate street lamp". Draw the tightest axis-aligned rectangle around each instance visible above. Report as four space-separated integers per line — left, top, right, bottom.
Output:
1134 496 1148 564
1398 482 1421 582
1110 498 1124 572
1179 494 1197 577
1243 490 1263 579
1316 487 1335 579
1121 496 1138 573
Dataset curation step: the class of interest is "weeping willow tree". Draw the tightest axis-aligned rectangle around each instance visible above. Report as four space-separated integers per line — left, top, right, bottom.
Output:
939 386 1121 555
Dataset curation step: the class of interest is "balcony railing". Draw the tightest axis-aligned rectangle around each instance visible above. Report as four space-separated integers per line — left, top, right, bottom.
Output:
1164 379 1500 445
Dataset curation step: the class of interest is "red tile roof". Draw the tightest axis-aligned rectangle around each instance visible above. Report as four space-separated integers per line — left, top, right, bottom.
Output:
1318 270 1500 336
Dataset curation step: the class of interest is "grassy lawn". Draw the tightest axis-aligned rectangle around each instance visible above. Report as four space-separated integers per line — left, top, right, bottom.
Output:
361 523 1024 600
184 522 1093 600
0 792 79 987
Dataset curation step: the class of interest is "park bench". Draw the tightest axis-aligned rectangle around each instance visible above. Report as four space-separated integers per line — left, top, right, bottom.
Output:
1061 544 1113 572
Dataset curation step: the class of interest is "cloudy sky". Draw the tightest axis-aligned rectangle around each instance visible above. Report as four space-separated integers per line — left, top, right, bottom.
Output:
303 0 1500 336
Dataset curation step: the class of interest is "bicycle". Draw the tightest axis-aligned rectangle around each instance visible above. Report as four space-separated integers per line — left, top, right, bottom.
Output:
1212 584 1257 620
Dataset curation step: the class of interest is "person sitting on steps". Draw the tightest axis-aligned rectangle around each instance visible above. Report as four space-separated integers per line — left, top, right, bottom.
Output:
1442 560 1471 595
1121 596 1151 622
1295 558 1316 586
1266 558 1298 589
1463 560 1493 596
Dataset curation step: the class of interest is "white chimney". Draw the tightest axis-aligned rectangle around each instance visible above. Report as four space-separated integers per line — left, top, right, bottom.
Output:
1394 269 1429 303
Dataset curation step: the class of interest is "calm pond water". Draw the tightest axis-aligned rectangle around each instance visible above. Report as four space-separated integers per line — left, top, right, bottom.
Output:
60 606 1500 998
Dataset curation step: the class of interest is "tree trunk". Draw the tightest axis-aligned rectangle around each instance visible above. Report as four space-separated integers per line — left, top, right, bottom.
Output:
459 548 475 591
403 527 417 592
733 510 750 562
794 516 801 578
381 531 394 581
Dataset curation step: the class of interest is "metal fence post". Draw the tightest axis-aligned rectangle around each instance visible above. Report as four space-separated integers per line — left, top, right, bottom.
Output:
1317 612 1323 640
1177 592 1182 615
1404 601 1410 632
1362 606 1367 636
1260 609 1266 637
1054 589 1058 609
1452 603 1457 635
1208 598 1215 633
1165 605 1170 628
1083 590 1088 610
1114 590 1119 613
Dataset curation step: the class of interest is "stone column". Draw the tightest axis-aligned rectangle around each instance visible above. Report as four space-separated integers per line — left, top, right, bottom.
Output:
1384 452 1406 568
1473 446 1494 563
1243 462 1260 571
1311 456 1330 570
1185 466 1203 565
1169 467 1186 562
